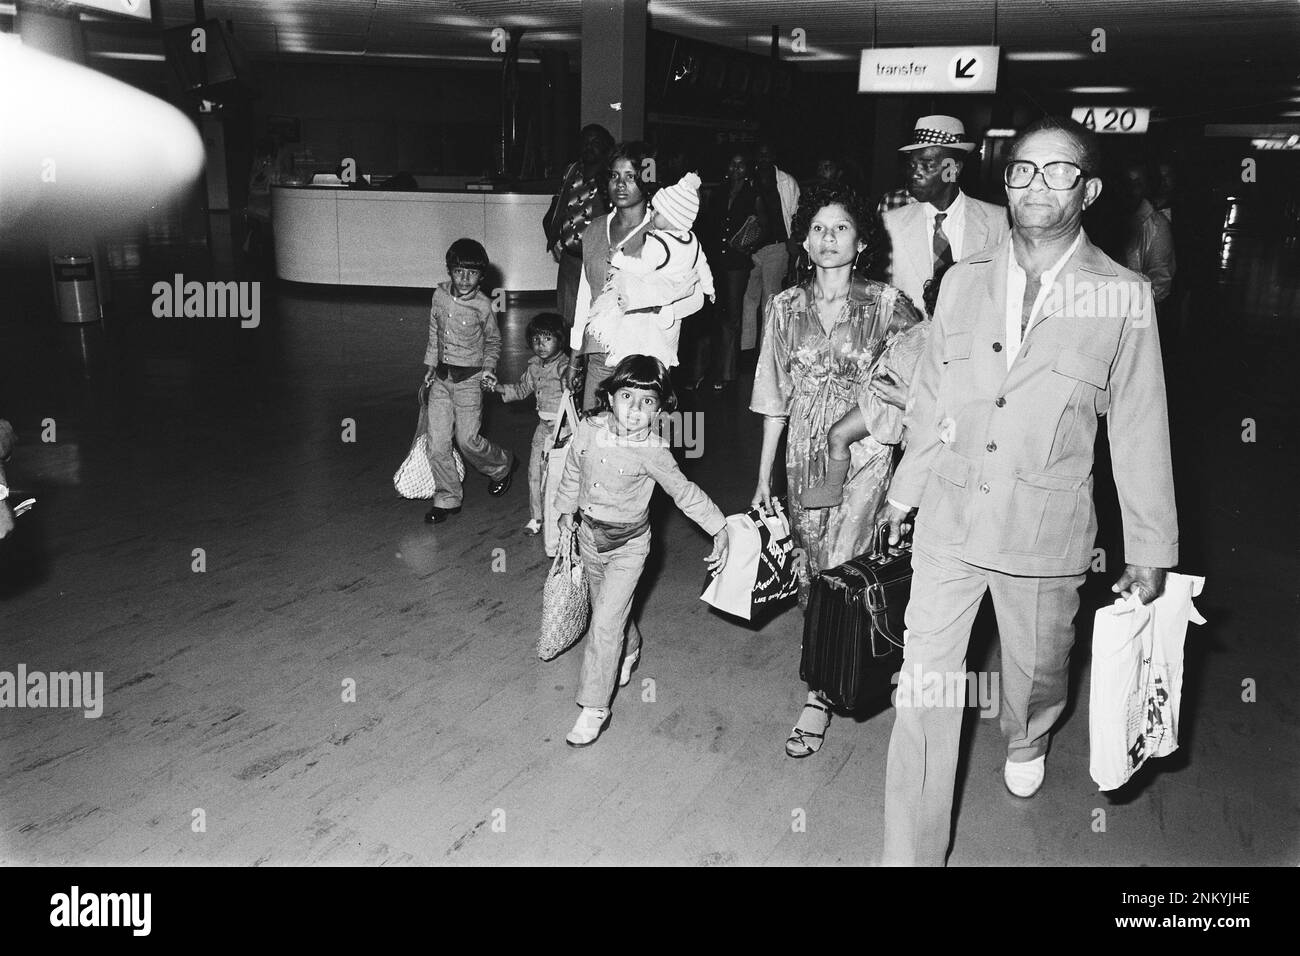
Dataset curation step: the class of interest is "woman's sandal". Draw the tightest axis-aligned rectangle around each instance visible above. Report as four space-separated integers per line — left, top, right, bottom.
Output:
785 699 832 758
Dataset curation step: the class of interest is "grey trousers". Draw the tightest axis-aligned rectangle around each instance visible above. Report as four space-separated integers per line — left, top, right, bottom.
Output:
581 351 615 413
713 269 749 383
527 418 550 522
425 372 512 508
882 542 1084 866
557 253 583 327
575 523 647 709
743 242 789 349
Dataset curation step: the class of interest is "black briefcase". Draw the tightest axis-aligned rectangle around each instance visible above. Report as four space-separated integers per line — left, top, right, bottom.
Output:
799 526 912 711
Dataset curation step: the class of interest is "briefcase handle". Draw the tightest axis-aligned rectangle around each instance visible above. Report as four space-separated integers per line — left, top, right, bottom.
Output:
870 522 910 561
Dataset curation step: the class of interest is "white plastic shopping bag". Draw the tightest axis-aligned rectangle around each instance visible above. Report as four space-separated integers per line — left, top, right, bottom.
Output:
701 500 798 620
1088 572 1206 791
700 512 763 618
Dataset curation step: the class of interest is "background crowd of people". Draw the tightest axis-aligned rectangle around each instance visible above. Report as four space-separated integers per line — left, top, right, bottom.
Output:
544 116 1182 402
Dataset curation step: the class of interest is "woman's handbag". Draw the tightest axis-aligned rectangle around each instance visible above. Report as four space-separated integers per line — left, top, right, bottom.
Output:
541 390 580 557
1088 574 1205 791
799 524 913 711
728 214 763 253
538 522 591 661
393 385 464 499
700 499 798 620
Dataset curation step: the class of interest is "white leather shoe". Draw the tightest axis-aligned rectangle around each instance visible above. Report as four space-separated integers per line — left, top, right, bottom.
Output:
618 650 640 687
1004 755 1046 798
565 707 609 747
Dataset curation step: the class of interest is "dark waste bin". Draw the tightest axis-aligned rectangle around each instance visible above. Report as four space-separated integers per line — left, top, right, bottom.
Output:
52 254 101 324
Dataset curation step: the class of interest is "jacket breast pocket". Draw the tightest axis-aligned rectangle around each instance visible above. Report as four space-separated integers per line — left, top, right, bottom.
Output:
1052 348 1110 390
998 468 1088 558
943 332 974 364
917 445 972 548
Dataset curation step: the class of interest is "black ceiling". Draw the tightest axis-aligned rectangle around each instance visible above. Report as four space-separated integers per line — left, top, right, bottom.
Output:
64 0 1300 125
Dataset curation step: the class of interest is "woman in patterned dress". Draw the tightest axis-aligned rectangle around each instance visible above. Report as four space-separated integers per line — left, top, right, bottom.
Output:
749 181 928 758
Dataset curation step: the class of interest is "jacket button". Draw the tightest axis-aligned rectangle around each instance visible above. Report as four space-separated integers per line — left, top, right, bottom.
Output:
995 397 1006 407
992 342 1003 352
986 441 997 452
593 482 600 488
980 482 991 493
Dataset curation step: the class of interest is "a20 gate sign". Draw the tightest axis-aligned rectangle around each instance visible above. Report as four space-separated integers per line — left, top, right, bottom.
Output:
1071 106 1151 135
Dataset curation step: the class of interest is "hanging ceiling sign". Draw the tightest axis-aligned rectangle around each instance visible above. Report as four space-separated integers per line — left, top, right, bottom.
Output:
69 0 152 19
1071 106 1151 134
858 46 1000 94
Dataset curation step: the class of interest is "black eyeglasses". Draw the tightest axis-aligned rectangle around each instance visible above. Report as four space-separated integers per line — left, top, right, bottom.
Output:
1004 160 1088 190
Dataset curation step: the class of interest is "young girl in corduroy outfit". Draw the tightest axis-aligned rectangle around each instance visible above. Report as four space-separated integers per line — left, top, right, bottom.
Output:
552 355 729 746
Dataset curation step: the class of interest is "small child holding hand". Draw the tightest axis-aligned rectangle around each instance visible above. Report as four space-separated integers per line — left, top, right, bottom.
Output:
489 312 568 535
553 355 729 747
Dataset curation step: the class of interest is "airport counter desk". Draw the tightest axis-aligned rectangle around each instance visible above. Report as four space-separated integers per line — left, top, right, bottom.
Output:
271 184 556 292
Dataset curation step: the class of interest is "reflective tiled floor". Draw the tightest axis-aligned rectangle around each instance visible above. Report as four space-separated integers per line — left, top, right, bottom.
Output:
0 221 1296 865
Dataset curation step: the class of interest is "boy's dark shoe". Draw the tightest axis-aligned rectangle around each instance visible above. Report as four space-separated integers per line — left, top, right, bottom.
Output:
488 456 517 497
424 505 462 524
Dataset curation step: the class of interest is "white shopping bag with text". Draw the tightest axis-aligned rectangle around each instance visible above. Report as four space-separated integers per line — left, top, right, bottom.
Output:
701 501 797 620
1088 573 1205 791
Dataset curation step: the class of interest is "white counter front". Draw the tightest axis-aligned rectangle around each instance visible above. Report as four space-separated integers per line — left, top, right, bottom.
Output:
272 186 556 291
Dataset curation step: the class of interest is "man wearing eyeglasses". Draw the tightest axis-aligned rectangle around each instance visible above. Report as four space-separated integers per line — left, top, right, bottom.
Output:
881 115 1010 314
876 117 1178 866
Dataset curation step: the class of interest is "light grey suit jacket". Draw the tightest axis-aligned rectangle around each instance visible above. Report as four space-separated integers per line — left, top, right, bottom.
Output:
882 194 1010 311
888 232 1178 577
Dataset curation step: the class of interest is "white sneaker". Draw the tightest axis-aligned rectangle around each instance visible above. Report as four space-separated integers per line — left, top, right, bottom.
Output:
1004 755 1046 798
565 707 609 747
618 650 640 687
523 518 542 535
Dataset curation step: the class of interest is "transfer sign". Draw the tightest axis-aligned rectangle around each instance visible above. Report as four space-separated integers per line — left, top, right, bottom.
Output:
859 46 1000 94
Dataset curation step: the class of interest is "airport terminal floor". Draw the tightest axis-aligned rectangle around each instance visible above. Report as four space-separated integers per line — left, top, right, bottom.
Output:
0 220 1295 866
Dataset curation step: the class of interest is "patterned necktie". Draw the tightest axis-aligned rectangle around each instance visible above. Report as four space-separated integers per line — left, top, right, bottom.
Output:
932 212 953 275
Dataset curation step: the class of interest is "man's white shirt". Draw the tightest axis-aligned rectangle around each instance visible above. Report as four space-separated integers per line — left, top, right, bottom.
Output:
1003 230 1083 368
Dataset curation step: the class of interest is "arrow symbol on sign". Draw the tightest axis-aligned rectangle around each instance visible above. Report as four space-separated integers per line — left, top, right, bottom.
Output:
954 58 977 78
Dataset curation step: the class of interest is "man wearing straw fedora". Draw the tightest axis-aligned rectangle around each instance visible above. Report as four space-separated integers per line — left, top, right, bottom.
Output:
882 115 1010 313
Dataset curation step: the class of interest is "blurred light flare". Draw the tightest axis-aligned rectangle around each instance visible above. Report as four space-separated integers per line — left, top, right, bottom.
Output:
0 34 204 235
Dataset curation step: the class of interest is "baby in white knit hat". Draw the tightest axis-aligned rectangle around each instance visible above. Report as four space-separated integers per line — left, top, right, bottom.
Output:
582 171 716 368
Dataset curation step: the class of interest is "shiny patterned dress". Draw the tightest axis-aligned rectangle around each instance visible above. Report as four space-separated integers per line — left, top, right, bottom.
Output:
751 277 927 604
